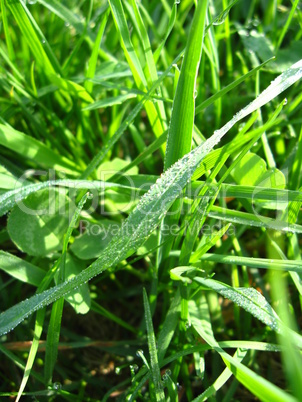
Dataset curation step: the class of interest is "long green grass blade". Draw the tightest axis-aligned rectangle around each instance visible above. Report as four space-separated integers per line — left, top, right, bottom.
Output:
143 288 165 401
164 0 208 170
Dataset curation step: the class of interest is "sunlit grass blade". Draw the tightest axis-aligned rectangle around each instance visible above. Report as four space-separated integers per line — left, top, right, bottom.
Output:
160 0 208 264
15 309 46 402
84 8 110 93
6 0 60 75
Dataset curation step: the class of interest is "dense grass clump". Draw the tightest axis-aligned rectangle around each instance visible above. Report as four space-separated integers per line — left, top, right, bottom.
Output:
1 0 302 401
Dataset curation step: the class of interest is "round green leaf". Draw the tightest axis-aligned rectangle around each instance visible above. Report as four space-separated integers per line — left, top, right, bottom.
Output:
8 188 73 256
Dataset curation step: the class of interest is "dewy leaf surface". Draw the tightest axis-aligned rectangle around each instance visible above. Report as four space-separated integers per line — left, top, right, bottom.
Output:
0 60 302 335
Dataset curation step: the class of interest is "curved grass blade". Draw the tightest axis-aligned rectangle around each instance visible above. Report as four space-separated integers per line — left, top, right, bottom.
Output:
0 60 302 335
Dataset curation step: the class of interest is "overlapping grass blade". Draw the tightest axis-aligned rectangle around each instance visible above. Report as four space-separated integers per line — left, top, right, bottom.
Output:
160 0 208 264
192 348 248 402
0 59 301 336
188 296 297 402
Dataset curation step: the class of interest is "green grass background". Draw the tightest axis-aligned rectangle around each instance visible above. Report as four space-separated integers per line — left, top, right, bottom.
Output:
0 0 302 401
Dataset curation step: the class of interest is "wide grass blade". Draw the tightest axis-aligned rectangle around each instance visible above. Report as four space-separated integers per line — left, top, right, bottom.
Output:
0 59 301 336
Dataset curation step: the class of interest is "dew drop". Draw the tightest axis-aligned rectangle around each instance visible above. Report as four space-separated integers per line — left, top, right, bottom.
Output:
64 22 70 27
175 0 180 4
53 382 62 390
194 89 198 98
136 349 144 357
28 0 37 4
185 320 191 329
115 367 121 374
283 98 288 105
41 39 46 44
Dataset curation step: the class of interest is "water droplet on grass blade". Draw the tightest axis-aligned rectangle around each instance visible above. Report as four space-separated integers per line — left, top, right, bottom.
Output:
136 349 144 357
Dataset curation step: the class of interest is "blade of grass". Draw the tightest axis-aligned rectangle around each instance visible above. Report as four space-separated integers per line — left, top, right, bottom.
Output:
44 193 89 385
189 252 302 273
84 8 110 93
160 0 209 265
164 0 208 170
143 288 165 401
